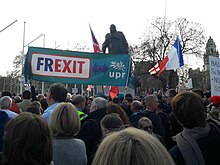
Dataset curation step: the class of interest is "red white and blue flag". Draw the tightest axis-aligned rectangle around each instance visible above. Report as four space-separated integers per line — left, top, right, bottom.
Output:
87 24 102 92
89 24 102 53
149 37 184 76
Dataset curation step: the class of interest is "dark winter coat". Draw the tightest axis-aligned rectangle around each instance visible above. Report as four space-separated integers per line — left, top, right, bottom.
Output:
0 111 11 152
76 108 107 165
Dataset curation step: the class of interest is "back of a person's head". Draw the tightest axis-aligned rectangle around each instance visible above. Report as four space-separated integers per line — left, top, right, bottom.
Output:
131 100 143 112
125 93 133 99
40 98 48 111
107 102 122 114
106 102 129 124
65 93 72 102
72 95 85 105
0 96 12 109
92 127 175 165
138 117 153 133
112 97 120 104
14 96 22 103
204 91 211 99
166 89 177 98
144 95 157 106
37 94 45 101
50 102 80 137
101 113 123 135
92 97 108 110
49 83 68 102
117 94 124 102
193 89 204 98
1 91 12 98
172 91 206 129
26 104 41 115
32 101 41 109
124 97 133 104
1 112 52 165
156 94 162 101
22 90 31 100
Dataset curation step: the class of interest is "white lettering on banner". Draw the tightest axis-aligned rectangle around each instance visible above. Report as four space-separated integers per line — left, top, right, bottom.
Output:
31 53 90 78
209 56 220 96
109 61 126 80
109 72 126 79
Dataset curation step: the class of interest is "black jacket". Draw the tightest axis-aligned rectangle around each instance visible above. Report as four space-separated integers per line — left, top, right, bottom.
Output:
76 108 106 165
0 111 11 152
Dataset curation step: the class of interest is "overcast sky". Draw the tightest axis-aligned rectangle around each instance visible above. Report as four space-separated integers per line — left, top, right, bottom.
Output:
1 0 220 76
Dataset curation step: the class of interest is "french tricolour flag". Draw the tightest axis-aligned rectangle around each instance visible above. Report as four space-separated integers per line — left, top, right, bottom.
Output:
149 37 184 76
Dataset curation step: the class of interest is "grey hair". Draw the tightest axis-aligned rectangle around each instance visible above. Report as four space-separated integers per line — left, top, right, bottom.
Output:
92 97 108 109
72 95 86 105
0 96 12 109
131 100 143 111
144 95 158 106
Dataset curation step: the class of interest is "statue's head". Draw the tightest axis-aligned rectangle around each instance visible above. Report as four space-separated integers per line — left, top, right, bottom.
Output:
110 24 116 34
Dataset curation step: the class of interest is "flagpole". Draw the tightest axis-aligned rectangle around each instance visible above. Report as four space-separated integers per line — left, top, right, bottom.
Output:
89 24 102 97
93 86 95 97
41 34 45 94
74 84 77 95
161 0 168 59
81 84 84 95
164 0 168 26
87 88 89 97
124 56 132 94
20 21 26 94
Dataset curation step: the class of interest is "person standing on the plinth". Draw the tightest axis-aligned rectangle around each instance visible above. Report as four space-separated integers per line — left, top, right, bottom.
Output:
102 24 128 54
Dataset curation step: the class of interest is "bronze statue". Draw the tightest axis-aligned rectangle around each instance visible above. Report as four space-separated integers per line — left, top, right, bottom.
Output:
102 24 128 54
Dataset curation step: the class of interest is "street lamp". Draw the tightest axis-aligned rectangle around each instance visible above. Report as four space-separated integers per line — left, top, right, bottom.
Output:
0 20 17 33
19 21 45 93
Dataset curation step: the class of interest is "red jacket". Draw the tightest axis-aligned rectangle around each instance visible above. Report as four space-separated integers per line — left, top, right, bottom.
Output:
9 101 20 114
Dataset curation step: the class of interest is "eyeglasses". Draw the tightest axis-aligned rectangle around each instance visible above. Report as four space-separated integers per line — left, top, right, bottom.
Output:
141 125 153 131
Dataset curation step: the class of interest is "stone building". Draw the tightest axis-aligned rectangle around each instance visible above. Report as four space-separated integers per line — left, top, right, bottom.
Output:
188 37 219 91
203 37 219 90
203 36 219 71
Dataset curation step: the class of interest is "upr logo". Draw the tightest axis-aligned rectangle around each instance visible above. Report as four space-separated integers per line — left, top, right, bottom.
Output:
109 61 126 79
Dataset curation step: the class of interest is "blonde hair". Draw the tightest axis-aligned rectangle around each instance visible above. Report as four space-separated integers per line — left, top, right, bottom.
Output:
92 127 175 165
50 102 80 137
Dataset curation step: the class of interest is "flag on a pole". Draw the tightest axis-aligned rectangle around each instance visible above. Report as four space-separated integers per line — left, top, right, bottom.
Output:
149 37 184 76
149 63 160 75
89 24 102 53
87 85 94 92
89 24 102 94
109 86 119 99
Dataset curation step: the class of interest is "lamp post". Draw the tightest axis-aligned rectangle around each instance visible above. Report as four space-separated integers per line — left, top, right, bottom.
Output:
0 20 17 33
41 34 45 94
20 22 26 94
19 21 45 93
23 33 45 94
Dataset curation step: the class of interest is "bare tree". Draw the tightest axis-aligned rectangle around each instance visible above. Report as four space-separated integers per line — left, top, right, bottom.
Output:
174 18 206 56
132 17 206 91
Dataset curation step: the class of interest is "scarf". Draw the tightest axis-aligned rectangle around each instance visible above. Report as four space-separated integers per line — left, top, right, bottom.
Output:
176 124 210 165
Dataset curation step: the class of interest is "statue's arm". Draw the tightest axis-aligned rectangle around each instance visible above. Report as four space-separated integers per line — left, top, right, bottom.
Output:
102 40 107 53
102 33 110 53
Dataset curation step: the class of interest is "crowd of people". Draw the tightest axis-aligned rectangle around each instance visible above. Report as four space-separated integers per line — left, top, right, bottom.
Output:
0 83 220 165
